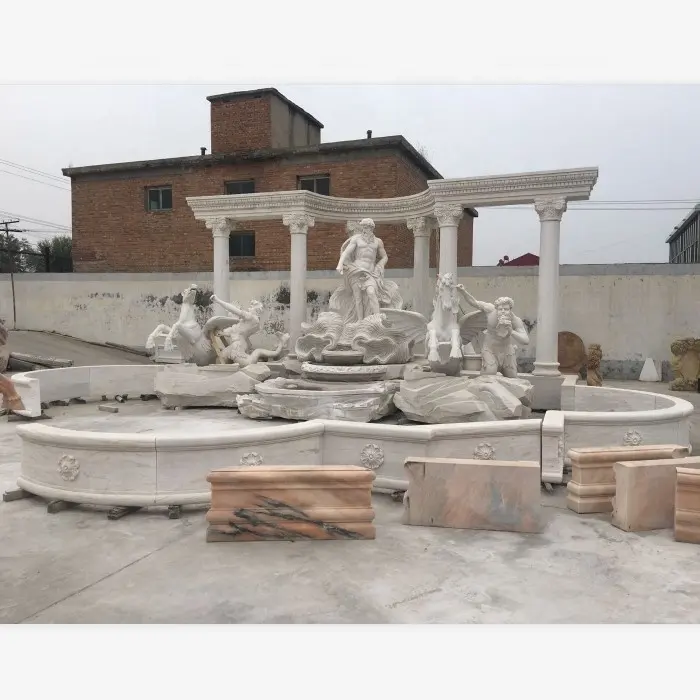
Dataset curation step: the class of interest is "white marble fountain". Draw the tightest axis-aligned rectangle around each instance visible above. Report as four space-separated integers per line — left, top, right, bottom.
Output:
6 168 694 512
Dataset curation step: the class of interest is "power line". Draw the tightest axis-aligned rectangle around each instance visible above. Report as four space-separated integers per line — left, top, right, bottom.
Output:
0 209 70 229
0 158 67 183
0 168 70 192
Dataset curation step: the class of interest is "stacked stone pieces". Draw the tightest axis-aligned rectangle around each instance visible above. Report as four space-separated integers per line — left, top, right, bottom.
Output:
566 445 690 514
612 457 700 532
206 465 375 542
403 457 543 534
675 465 700 544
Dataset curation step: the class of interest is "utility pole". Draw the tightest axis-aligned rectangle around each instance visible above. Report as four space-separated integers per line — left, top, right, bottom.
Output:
1 218 23 329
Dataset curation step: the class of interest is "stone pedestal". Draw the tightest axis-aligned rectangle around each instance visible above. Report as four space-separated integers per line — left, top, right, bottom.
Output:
403 457 543 533
675 463 700 544
567 445 690 514
612 458 697 532
206 465 376 542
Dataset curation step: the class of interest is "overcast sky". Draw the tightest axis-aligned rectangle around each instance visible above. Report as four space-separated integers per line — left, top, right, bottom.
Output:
1 83 699 266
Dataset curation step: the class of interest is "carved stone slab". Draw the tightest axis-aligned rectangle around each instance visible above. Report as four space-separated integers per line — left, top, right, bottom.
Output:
206 465 376 542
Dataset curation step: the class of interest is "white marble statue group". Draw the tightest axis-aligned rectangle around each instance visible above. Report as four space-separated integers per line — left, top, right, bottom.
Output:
146 217 529 375
297 217 529 374
145 285 289 368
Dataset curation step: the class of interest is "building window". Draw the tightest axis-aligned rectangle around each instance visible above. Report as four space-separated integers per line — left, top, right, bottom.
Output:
298 174 330 196
146 186 173 211
229 231 255 258
225 180 255 195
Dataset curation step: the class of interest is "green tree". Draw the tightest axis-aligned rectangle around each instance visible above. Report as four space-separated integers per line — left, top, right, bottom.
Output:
0 233 36 272
30 235 73 272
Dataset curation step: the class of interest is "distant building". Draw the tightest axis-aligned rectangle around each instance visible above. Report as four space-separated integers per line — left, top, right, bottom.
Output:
667 204 700 263
497 253 539 266
62 87 477 273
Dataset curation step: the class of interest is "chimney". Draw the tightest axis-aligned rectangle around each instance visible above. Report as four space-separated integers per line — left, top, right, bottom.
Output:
200 147 207 156
366 130 372 139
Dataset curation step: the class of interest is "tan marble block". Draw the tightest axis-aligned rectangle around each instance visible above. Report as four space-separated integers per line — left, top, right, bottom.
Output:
675 464 700 544
402 457 542 534
612 458 699 532
566 445 690 514
205 465 375 542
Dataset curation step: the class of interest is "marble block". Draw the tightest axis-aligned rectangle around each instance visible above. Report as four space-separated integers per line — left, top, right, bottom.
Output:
612 458 696 532
154 363 267 408
206 465 376 542
394 373 532 424
403 457 542 533
567 445 690 514
675 463 700 544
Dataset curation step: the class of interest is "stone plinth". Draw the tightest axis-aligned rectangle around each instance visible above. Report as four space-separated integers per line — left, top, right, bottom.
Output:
567 445 690 514
675 464 700 544
612 458 698 532
403 457 542 533
154 363 269 408
206 465 376 542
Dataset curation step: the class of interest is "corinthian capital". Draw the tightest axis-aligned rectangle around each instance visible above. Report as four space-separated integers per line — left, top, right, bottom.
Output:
406 217 431 238
434 205 464 228
283 213 315 235
205 217 235 237
534 197 567 222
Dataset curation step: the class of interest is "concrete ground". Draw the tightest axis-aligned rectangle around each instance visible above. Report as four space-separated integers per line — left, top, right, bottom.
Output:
6 330 152 368
2 333 700 623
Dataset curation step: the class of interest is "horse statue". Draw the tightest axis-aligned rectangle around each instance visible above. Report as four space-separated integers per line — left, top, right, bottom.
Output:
379 273 487 375
145 284 238 366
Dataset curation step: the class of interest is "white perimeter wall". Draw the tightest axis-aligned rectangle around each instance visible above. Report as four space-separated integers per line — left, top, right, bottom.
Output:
1 264 699 369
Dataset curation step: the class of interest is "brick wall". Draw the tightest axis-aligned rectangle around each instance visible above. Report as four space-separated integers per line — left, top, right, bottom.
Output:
210 95 272 153
71 149 456 273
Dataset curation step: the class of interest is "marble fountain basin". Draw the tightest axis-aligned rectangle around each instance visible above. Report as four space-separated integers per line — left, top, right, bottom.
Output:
8 366 694 509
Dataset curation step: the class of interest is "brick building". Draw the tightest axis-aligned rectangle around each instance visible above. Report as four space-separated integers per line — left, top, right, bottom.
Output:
63 88 476 273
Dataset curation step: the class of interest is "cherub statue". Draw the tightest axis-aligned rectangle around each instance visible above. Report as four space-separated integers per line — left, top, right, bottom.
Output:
586 344 603 387
454 286 529 378
211 295 290 367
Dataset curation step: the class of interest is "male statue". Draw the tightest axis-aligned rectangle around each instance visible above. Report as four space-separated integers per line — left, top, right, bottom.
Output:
335 218 394 323
455 285 529 378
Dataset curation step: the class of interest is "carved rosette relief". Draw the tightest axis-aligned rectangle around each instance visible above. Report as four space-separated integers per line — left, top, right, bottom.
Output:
360 443 384 471
534 197 567 222
282 213 315 235
205 217 235 237
623 430 643 447
57 455 80 482
473 442 495 460
240 452 263 466
434 205 464 228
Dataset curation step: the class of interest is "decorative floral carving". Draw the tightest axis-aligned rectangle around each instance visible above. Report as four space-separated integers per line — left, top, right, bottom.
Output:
360 443 384 470
534 197 567 222
205 217 235 237
557 436 565 461
282 213 315 234
240 452 263 466
434 204 464 228
473 442 495 460
406 216 431 237
301 362 386 376
57 455 80 481
623 430 643 447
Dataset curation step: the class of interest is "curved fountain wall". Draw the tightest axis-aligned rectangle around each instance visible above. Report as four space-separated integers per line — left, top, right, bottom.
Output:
8 366 695 507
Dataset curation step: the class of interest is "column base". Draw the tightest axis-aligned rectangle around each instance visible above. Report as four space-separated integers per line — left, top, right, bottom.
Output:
532 361 561 377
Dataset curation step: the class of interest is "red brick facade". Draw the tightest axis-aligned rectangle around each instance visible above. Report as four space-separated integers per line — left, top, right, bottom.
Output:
65 89 475 273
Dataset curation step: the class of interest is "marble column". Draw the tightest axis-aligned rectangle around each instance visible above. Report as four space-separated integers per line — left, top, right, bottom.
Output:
206 217 234 304
406 217 432 317
283 213 315 352
434 205 464 278
533 197 567 376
